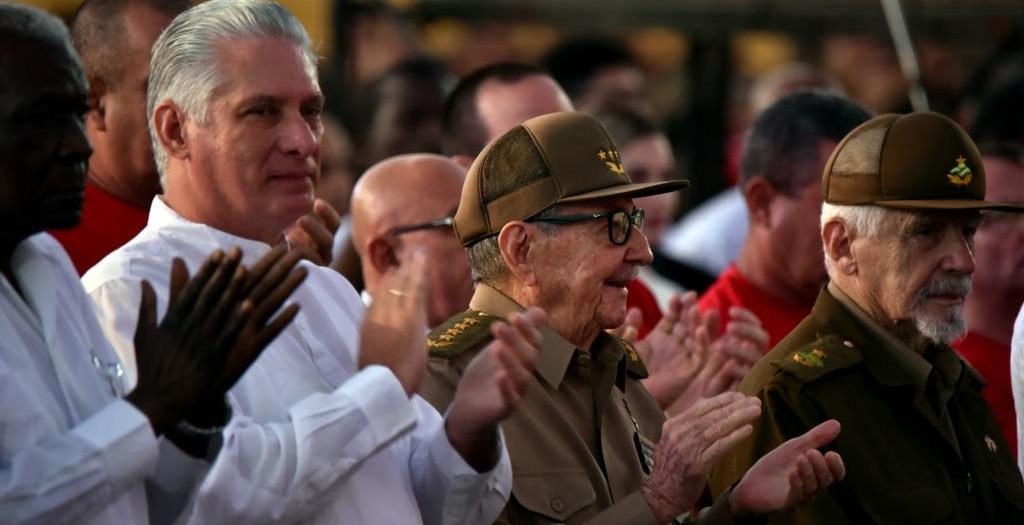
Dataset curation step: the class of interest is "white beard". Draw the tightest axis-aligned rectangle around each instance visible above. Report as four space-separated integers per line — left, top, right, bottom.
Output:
910 273 972 345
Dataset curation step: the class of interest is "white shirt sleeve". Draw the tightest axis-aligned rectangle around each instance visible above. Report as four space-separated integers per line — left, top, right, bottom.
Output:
1011 301 1024 476
0 399 158 525
408 396 513 525
179 366 417 524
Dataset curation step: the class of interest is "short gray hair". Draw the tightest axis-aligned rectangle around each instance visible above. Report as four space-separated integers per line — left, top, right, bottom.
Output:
465 204 562 286
147 0 317 186
820 202 895 276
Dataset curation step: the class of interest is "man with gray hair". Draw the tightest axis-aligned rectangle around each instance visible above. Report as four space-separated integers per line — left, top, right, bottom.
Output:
710 112 1024 523
85 1 542 523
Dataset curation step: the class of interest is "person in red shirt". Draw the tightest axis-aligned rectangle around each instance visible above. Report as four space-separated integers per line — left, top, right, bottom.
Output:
50 0 187 274
699 91 870 350
955 145 1024 457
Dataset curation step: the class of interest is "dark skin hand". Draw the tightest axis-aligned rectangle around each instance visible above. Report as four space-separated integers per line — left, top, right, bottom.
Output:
127 246 307 435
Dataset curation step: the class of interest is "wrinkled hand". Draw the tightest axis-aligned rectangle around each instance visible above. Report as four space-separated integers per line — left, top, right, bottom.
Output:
286 198 342 266
731 419 845 517
358 249 428 396
446 308 546 471
129 246 306 434
636 292 711 409
641 393 761 523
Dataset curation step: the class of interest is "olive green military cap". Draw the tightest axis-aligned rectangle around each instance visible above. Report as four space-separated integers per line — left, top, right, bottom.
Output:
822 111 1024 212
454 111 688 246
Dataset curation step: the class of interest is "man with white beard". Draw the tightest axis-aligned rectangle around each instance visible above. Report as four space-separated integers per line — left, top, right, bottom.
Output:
709 112 1024 524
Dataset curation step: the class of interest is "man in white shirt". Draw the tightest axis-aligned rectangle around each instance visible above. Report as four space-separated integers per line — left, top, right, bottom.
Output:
0 5 305 523
85 1 535 523
1014 303 1024 475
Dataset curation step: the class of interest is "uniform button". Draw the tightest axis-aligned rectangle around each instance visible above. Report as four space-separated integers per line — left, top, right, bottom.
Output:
551 499 565 512
843 340 855 348
576 352 591 366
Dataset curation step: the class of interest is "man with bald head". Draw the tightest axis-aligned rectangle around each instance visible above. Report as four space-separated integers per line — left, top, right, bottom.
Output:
351 154 474 327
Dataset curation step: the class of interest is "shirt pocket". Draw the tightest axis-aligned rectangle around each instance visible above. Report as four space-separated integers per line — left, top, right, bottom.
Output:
511 468 596 523
860 486 951 525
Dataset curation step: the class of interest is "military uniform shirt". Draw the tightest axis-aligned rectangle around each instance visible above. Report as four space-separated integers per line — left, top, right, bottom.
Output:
420 284 739 525
709 283 1024 524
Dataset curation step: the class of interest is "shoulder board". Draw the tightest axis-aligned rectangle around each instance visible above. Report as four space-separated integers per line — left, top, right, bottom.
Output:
427 310 502 360
771 334 863 383
618 337 649 379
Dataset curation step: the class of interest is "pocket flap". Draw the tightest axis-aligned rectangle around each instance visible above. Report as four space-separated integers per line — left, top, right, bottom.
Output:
512 469 597 522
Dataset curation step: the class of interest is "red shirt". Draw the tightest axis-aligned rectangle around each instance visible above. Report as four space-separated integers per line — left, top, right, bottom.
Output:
627 279 662 339
954 330 1016 458
50 180 150 275
698 264 811 351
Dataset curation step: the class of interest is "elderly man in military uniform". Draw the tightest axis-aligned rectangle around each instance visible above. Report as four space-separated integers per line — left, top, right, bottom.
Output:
419 111 849 524
709 112 1024 524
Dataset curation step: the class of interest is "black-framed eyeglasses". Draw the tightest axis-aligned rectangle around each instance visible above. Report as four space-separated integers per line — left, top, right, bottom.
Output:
389 216 454 237
528 208 645 245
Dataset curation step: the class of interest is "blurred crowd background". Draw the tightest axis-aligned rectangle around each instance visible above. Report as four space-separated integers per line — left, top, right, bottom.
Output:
23 0 1024 216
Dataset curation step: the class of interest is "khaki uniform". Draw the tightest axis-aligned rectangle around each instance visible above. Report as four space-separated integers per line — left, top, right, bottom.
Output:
709 284 1024 524
420 284 737 525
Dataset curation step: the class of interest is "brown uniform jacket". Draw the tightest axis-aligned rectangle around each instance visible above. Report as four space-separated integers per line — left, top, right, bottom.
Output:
419 284 738 525
709 284 1024 524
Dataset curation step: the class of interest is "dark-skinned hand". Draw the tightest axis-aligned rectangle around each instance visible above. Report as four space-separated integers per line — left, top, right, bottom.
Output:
127 246 306 435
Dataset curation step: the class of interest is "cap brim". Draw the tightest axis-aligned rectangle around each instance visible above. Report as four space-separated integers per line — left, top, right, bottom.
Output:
557 179 689 204
875 199 1024 213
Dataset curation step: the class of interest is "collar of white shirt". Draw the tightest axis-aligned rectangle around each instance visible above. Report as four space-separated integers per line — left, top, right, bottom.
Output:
147 197 285 266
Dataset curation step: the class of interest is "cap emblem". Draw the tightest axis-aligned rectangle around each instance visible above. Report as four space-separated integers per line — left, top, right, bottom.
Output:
597 147 625 175
947 155 973 187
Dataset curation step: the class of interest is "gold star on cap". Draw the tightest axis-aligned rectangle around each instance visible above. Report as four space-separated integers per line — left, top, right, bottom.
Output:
947 155 973 186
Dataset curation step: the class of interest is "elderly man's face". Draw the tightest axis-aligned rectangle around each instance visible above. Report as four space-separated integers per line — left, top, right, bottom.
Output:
0 37 91 240
852 209 980 344
529 197 654 341
186 37 323 238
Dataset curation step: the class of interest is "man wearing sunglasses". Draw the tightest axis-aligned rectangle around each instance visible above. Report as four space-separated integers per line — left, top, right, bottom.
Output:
419 112 847 524
352 153 474 328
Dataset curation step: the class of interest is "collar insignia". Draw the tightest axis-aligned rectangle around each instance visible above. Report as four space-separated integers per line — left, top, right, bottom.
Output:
598 147 625 175
947 156 973 186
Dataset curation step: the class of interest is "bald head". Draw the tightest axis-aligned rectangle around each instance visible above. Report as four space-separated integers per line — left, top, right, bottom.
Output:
352 154 473 326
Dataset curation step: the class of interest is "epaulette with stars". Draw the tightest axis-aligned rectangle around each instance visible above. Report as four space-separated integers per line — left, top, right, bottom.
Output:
770 334 863 383
427 309 502 360
618 337 650 379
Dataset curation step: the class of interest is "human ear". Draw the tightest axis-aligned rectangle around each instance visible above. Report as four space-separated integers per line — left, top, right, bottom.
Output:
153 101 189 161
87 78 108 132
367 237 399 275
743 176 777 227
822 219 856 274
498 222 537 286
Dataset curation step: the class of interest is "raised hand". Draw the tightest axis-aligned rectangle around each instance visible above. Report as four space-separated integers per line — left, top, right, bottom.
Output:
640 393 762 524
636 292 711 409
128 246 306 435
285 198 342 266
358 249 429 396
445 308 546 471
730 419 845 517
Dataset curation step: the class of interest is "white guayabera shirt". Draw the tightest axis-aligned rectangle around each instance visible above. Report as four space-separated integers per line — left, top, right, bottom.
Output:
1011 303 1024 477
0 233 198 525
83 197 511 525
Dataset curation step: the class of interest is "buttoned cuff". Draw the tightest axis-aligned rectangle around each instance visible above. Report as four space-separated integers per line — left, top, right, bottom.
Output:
72 399 159 489
334 365 417 443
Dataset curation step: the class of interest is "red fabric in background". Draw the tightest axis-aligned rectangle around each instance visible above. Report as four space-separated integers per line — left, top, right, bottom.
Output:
698 264 811 352
954 331 1017 458
627 279 662 339
50 181 149 275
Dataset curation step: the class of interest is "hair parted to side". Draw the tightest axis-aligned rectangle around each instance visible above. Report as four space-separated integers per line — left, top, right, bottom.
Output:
820 202 892 277
147 0 317 187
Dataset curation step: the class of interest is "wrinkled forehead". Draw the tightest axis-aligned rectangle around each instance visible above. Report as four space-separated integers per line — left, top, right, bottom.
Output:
893 208 983 233
555 196 636 214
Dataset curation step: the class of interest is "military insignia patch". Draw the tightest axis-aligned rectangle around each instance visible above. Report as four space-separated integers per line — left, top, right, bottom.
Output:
947 155 973 186
792 349 826 367
427 316 481 350
597 147 625 175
